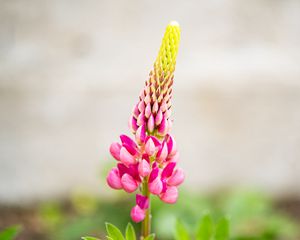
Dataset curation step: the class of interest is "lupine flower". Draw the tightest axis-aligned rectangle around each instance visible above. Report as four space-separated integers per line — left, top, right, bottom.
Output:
106 21 184 223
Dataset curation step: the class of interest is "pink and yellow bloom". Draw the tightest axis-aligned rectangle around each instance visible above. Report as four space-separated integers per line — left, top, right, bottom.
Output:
106 21 184 223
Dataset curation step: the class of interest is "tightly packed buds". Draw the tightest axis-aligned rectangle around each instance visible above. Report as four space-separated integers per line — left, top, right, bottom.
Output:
106 21 184 223
129 21 180 139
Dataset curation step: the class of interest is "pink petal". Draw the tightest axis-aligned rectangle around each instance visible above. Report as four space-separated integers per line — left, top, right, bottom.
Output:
158 116 168 136
160 186 178 204
139 89 145 101
132 104 140 119
121 174 138 193
130 205 145 223
160 100 168 112
166 134 177 156
146 136 161 147
136 194 149 209
161 178 168 193
144 94 151 105
152 101 159 114
120 135 137 150
128 116 138 133
149 167 159 183
106 168 122 189
167 168 185 186
117 163 127 177
118 163 141 182
144 86 150 95
120 147 136 165
135 124 146 144
149 177 163 195
161 162 176 179
152 162 158 169
156 142 168 163
141 154 150 162
168 151 180 163
164 93 171 102
147 114 155 133
123 142 138 156
145 137 156 156
138 101 145 112
137 112 145 126
138 159 150 177
155 109 163 126
128 163 141 182
164 109 172 118
109 142 121 161
145 103 152 118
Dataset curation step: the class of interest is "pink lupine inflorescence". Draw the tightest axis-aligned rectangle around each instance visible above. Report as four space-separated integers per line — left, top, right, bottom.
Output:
106 21 184 223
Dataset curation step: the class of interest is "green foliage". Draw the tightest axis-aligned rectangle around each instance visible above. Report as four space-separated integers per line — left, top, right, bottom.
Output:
174 214 230 240
81 222 161 240
144 233 155 240
222 190 299 240
39 189 299 240
45 195 133 240
125 223 136 240
105 223 125 240
215 217 230 240
0 225 21 240
196 212 214 240
82 222 137 240
174 220 190 240
153 190 299 240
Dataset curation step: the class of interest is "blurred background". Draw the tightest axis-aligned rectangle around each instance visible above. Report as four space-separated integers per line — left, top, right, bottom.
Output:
0 0 299 239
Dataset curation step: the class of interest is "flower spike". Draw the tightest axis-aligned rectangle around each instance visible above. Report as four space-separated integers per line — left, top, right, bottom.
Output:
106 21 184 227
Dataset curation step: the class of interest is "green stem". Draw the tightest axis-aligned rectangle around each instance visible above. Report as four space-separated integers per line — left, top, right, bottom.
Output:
141 178 151 239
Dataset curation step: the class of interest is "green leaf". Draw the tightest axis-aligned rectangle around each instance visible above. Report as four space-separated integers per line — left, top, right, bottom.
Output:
144 233 155 240
0 225 21 240
81 237 101 240
214 217 230 240
125 223 136 240
105 222 125 240
196 213 214 240
174 220 189 240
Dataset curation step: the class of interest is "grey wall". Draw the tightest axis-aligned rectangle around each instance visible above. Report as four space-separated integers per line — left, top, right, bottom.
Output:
0 0 300 203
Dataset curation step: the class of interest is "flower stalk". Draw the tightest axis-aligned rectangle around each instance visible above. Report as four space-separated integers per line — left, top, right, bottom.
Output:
141 178 150 239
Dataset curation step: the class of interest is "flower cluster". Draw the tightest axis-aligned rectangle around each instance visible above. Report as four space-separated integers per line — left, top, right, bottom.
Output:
106 21 184 223
107 134 184 221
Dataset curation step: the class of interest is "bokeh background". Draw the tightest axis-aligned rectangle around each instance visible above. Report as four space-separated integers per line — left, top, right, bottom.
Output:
0 0 300 239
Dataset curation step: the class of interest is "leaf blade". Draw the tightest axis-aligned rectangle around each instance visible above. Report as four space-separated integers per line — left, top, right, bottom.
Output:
174 220 189 240
125 223 136 240
196 213 214 240
214 217 230 240
81 237 101 240
144 233 155 240
105 222 125 240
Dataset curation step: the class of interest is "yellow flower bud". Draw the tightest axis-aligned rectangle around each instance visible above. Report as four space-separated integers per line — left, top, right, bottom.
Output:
155 21 181 83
